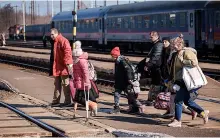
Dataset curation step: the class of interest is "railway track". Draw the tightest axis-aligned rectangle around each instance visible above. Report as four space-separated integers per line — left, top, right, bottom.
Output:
6 41 220 64
0 48 219 82
6 40 220 64
0 101 67 137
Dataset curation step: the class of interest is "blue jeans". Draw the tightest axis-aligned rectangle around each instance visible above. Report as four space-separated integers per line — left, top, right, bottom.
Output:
175 85 204 121
114 89 122 107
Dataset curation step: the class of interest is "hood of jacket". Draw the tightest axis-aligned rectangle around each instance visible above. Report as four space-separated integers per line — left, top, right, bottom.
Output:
74 52 88 64
116 55 124 64
183 47 197 55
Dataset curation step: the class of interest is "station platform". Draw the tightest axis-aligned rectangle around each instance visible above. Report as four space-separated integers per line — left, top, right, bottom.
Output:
0 63 220 137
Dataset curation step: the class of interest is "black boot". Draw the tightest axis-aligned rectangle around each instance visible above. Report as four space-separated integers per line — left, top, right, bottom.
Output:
109 106 120 114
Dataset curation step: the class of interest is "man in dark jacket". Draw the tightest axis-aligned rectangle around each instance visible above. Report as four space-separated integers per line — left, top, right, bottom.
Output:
110 47 144 114
145 31 163 104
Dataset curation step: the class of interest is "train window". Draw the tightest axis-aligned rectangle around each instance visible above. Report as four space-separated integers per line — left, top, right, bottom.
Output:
61 21 64 30
130 16 135 28
108 18 111 28
123 17 129 29
64 21 67 29
91 19 94 28
81 20 84 29
190 13 193 28
67 21 71 29
86 20 89 28
144 16 150 28
116 18 122 28
58 22 61 30
216 11 220 28
99 19 102 29
82 20 85 29
160 14 166 27
62 22 65 29
112 18 116 28
107 18 110 28
70 21 73 29
77 21 80 28
179 12 186 27
137 16 142 28
169 13 176 27
62 21 65 30
95 19 98 29
152 15 158 28
88 20 91 28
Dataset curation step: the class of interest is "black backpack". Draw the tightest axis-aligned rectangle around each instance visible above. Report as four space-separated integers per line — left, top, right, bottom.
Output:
123 57 139 81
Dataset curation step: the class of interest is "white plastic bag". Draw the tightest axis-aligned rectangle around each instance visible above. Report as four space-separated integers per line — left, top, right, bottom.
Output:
182 65 208 91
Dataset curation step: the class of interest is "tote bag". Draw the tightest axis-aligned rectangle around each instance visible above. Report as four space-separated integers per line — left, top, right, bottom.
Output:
182 65 207 91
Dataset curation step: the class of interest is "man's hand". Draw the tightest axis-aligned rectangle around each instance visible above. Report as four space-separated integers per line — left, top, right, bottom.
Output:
67 64 73 79
144 66 148 71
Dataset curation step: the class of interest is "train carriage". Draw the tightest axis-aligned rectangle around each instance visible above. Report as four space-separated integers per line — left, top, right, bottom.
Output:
104 1 215 52
25 24 49 40
11 1 220 57
51 6 111 47
204 2 220 58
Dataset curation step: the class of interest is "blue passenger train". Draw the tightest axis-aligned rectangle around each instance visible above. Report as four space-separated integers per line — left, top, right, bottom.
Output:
22 1 220 56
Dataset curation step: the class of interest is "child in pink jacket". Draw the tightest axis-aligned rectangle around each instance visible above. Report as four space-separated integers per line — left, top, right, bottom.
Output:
72 41 98 116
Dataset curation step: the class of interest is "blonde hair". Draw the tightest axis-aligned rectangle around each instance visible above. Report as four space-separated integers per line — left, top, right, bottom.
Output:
173 34 185 49
50 28 59 34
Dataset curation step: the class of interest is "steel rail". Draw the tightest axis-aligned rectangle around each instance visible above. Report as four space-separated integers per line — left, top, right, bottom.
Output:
0 59 49 72
6 41 220 64
0 101 67 137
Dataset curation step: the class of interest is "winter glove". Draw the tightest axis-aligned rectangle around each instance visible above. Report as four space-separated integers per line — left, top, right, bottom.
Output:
173 84 180 91
144 66 148 71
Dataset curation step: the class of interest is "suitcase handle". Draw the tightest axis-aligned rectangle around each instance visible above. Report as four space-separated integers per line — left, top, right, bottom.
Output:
84 83 90 121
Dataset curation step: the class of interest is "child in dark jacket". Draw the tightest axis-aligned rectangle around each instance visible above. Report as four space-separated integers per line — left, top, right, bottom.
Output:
109 47 145 114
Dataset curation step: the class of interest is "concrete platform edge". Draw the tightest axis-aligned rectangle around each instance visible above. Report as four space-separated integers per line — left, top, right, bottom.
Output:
0 78 19 93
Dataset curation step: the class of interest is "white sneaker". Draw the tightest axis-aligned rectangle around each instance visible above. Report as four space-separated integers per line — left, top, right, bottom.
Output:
203 110 209 124
168 119 181 127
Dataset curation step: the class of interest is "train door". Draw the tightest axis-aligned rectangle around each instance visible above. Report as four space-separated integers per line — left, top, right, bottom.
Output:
194 10 203 48
207 10 215 49
188 11 195 48
98 18 103 45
